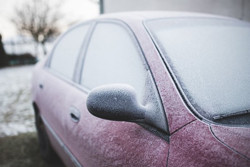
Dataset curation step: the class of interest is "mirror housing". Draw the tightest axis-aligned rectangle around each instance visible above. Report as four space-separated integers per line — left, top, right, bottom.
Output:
86 84 147 123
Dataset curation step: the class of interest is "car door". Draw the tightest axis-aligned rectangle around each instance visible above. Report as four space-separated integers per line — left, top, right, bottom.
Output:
64 20 170 167
37 23 91 166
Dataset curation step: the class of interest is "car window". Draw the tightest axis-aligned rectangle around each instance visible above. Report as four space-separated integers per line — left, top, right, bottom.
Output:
81 22 147 102
146 18 250 120
50 24 90 79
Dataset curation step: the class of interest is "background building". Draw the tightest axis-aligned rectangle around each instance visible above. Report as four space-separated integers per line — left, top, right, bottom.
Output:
101 0 250 22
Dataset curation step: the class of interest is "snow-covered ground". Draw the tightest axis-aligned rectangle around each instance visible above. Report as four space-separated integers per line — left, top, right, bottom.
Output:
0 65 35 137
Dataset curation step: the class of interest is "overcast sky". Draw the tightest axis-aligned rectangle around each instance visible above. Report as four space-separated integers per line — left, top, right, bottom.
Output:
0 0 99 40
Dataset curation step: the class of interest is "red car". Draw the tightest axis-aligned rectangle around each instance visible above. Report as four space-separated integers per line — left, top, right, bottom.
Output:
32 12 250 167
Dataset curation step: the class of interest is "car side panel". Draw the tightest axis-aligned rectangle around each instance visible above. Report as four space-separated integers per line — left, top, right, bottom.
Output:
34 67 78 166
32 60 76 166
211 125 250 159
33 62 169 167
63 85 170 167
43 117 76 167
36 69 68 140
168 120 250 167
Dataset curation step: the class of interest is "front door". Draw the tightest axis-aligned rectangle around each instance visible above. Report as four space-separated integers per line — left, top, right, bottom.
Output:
65 21 170 167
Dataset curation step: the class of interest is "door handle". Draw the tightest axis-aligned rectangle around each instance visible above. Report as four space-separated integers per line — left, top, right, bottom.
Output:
70 107 80 123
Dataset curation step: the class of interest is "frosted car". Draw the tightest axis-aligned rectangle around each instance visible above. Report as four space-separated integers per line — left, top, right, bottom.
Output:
32 12 250 167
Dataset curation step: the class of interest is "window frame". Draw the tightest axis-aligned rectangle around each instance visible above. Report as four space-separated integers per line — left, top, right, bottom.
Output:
44 21 94 86
77 19 150 93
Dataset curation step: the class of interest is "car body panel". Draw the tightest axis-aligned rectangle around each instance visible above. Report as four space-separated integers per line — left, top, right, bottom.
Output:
33 59 78 166
211 125 250 159
42 116 77 167
34 66 170 167
168 120 250 167
66 88 169 166
43 72 170 167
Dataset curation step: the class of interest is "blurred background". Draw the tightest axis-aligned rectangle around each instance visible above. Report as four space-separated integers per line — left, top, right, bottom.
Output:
0 0 249 166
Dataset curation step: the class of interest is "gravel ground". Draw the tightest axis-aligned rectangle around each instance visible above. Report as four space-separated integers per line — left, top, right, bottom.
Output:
0 65 35 137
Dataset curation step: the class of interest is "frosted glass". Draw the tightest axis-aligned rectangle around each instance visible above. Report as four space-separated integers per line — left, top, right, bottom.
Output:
81 23 146 102
148 19 250 117
50 25 90 79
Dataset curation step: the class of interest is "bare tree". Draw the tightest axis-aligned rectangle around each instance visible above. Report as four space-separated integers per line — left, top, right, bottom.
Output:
11 0 62 56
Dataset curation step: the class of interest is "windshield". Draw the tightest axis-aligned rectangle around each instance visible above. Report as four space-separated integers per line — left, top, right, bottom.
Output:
146 18 250 120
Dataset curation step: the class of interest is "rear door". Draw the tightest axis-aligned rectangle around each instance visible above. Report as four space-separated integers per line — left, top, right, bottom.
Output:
38 23 91 166
65 20 170 167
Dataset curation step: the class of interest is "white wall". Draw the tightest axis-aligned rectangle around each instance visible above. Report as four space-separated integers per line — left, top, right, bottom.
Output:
103 0 250 22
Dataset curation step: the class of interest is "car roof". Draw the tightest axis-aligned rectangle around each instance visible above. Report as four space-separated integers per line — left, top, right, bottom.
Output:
98 11 232 22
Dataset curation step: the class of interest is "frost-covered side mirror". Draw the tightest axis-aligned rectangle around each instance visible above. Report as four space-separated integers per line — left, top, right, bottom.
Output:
86 84 147 123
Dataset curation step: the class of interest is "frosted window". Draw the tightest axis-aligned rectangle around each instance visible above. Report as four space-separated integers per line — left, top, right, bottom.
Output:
81 23 146 102
147 19 250 118
50 25 90 79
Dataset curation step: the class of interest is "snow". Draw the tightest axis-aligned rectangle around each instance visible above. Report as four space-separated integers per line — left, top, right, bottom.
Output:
0 65 35 137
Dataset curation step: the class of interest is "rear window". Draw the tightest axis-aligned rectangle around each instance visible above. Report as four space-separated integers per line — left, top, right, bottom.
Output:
146 18 250 120
50 25 90 79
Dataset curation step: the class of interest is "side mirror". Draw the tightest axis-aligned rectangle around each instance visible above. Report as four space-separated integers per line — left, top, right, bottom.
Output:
86 84 147 123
